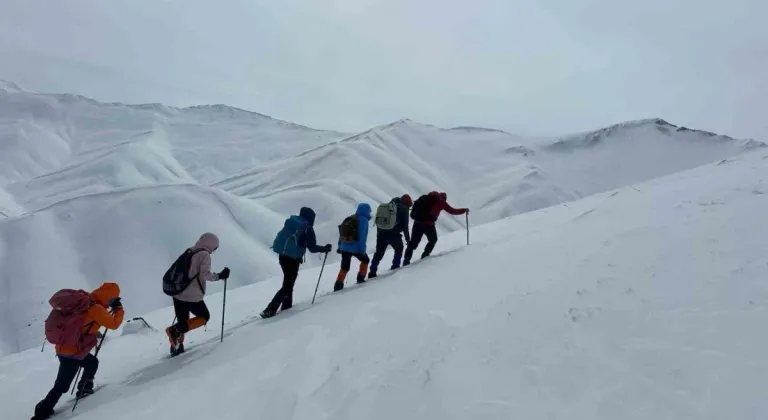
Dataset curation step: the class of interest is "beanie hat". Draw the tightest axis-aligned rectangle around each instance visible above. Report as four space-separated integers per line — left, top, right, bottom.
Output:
401 194 413 207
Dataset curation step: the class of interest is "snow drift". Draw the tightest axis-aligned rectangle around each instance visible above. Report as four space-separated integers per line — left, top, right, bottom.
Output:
2 148 767 420
0 81 764 355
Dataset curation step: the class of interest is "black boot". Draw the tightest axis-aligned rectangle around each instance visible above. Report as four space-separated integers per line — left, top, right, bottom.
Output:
368 269 377 279
76 379 95 398
32 396 57 420
260 308 277 319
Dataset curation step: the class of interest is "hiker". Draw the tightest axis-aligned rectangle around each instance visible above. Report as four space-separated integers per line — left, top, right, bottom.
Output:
403 191 468 265
369 194 413 278
165 232 230 356
260 207 332 319
335 203 372 291
32 283 124 420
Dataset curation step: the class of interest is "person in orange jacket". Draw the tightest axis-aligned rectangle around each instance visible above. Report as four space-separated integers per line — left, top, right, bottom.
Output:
32 282 124 420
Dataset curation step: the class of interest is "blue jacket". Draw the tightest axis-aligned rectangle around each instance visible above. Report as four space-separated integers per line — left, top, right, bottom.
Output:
338 203 372 254
297 207 326 255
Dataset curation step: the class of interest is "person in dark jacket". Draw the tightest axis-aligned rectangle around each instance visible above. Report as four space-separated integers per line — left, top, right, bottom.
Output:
369 194 413 278
403 191 468 266
335 203 372 291
261 207 331 318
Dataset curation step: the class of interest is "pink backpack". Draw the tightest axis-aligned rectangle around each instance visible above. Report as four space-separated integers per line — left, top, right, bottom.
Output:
44 289 93 348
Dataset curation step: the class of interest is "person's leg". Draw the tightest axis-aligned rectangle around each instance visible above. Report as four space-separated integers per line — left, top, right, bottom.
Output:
335 252 352 291
265 256 292 314
166 299 190 349
403 223 425 265
355 253 370 283
421 225 439 258
34 357 80 418
280 256 300 310
369 234 389 278
76 354 100 394
185 301 211 331
391 234 404 269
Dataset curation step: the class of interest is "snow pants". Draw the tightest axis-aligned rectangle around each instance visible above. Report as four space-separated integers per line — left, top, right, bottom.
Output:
370 231 405 273
34 354 98 418
172 298 210 334
403 222 438 265
337 251 370 284
265 255 301 312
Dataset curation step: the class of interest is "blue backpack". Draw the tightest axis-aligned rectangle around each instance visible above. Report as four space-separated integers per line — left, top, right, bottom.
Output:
272 216 308 259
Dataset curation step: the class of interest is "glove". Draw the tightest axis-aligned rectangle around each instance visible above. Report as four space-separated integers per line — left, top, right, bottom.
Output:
463 208 470 214
323 244 332 253
109 297 122 311
219 267 231 280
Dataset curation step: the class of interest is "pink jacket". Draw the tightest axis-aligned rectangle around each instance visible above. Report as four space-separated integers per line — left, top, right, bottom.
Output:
175 232 221 303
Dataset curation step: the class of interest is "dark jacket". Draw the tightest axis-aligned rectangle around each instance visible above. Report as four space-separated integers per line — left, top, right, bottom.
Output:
298 207 326 256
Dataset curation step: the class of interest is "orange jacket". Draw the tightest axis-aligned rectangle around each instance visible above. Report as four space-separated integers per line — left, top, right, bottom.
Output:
56 282 125 358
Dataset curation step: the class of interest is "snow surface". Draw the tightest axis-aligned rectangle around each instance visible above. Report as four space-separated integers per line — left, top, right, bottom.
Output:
0 81 765 355
2 149 767 419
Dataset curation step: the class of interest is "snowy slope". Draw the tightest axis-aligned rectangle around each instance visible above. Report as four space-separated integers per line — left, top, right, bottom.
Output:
0 82 765 356
2 149 767 420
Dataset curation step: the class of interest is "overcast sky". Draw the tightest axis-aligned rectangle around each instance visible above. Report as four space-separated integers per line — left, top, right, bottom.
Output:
1 0 765 139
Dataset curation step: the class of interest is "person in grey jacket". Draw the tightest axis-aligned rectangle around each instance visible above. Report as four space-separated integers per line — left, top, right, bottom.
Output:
368 194 413 278
165 232 230 356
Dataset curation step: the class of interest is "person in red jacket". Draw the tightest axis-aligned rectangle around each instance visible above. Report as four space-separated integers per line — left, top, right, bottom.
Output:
403 191 468 265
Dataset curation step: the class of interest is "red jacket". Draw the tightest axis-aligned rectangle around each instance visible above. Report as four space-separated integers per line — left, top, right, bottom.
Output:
421 191 467 225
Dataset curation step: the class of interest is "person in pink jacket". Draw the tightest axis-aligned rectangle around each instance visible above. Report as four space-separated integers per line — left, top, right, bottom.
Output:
165 232 230 356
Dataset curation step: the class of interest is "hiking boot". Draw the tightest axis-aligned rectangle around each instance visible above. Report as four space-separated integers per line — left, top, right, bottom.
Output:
260 308 276 319
75 379 95 398
368 270 377 279
170 343 185 357
165 325 182 353
390 264 400 270
32 401 55 420
356 273 366 284
333 281 344 292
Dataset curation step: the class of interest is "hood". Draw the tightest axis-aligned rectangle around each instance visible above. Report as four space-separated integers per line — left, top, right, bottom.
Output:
91 282 120 307
356 203 372 219
194 232 219 253
428 191 446 200
299 207 316 226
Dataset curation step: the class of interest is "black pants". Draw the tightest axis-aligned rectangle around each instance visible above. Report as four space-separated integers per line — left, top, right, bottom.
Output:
35 354 98 416
172 299 210 333
266 255 301 312
370 231 404 272
340 252 370 271
404 222 438 264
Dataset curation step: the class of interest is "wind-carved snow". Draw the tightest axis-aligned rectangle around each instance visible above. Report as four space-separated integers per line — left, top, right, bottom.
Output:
1 149 767 420
0 81 764 355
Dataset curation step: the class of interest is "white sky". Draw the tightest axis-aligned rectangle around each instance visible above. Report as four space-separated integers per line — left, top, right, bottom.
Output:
1 0 766 139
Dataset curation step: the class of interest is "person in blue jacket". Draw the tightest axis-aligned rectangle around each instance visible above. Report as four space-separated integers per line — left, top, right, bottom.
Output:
261 207 332 318
334 203 372 291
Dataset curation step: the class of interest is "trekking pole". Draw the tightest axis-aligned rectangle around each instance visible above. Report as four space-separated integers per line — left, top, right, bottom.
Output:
220 279 227 343
71 329 108 411
41 338 46 352
465 211 470 246
312 252 329 305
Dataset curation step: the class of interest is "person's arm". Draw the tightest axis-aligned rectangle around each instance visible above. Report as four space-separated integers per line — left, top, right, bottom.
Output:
199 253 220 282
358 216 369 252
305 227 326 253
399 206 411 242
440 200 468 216
88 305 125 330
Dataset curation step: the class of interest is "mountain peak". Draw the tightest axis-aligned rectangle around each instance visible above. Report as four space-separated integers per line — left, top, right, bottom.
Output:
0 80 24 93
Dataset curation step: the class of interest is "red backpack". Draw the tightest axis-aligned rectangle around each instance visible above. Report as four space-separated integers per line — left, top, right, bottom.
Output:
44 289 94 348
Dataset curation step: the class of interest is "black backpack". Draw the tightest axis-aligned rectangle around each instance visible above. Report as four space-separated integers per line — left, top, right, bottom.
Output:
410 194 438 221
162 248 205 296
338 215 359 243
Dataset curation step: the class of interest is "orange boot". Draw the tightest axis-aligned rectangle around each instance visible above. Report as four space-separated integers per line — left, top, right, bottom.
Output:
334 269 347 291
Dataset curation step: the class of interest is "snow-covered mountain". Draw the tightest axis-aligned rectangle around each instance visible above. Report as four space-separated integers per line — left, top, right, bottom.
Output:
3 148 767 420
0 81 764 355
